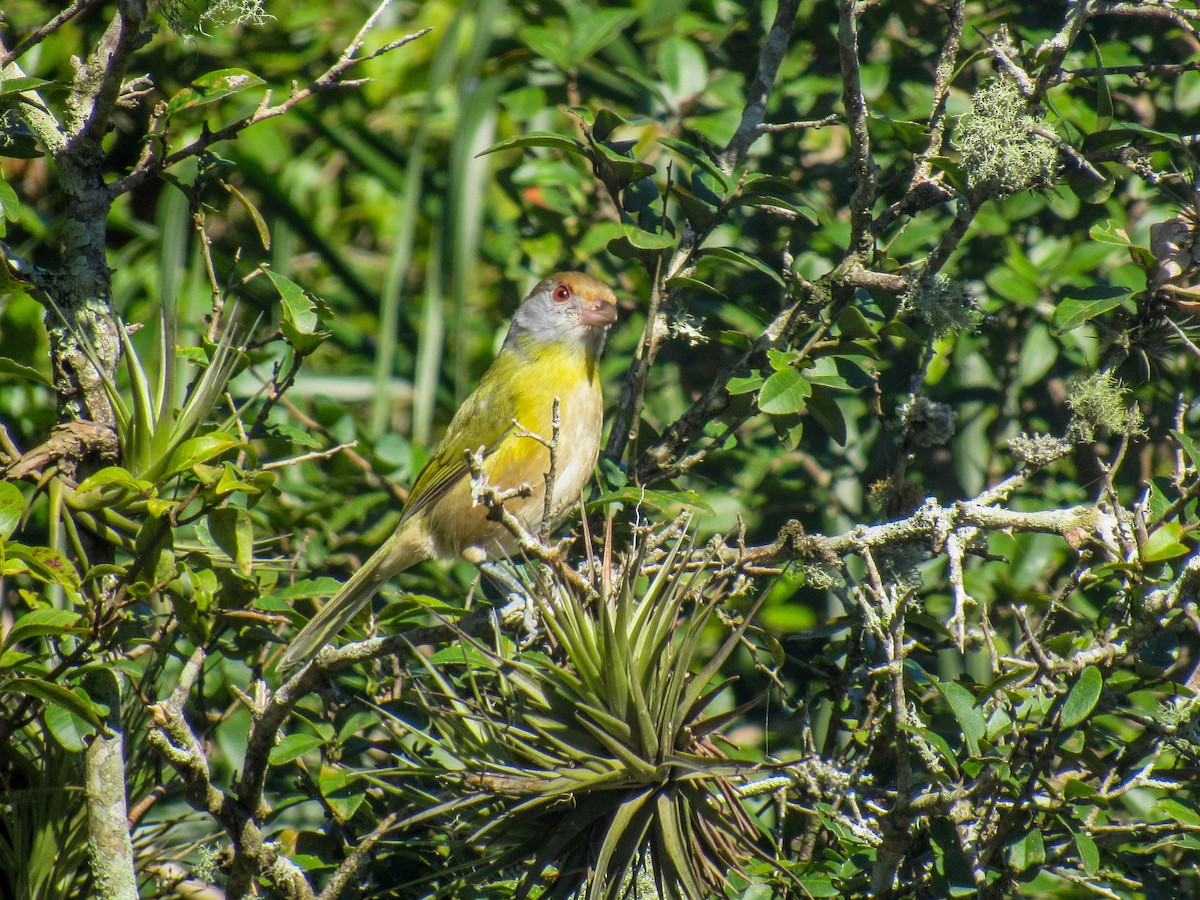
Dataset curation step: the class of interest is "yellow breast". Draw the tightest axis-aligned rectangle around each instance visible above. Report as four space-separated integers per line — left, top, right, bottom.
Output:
422 339 604 558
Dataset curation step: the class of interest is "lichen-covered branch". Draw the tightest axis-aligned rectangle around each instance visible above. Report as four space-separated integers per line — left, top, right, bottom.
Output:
147 650 316 900
83 671 138 900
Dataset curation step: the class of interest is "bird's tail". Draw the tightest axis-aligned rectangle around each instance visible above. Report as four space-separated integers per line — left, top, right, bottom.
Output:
278 523 429 677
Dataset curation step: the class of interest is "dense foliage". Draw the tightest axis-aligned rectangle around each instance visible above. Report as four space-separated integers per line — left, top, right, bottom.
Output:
3 0 1200 897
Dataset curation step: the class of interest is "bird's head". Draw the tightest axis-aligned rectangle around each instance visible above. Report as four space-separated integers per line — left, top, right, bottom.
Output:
505 271 618 354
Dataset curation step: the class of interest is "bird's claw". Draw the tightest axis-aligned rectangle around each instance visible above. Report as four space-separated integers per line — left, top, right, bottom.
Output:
519 594 540 648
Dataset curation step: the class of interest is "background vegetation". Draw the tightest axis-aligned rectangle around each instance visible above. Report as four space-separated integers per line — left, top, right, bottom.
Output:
3 0 1200 897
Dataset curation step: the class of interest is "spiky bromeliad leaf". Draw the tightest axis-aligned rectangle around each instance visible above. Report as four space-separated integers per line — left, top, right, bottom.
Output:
377 527 783 900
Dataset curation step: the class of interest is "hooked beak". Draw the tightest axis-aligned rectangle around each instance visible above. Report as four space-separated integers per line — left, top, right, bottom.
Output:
580 298 618 327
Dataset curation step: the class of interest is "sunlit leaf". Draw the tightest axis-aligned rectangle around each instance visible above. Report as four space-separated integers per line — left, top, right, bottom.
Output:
1061 666 1102 728
164 68 266 117
758 368 811 415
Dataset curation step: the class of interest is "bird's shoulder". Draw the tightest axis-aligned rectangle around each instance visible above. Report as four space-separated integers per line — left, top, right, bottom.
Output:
399 355 520 522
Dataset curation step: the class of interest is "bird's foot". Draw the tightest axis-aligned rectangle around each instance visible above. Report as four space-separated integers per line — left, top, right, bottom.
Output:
481 562 540 648
519 594 540 648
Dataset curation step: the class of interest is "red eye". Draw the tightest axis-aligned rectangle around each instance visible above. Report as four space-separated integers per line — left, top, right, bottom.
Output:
553 284 571 302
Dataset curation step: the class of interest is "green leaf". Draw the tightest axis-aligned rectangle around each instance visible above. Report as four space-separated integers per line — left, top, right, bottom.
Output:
0 356 53 387
522 26 572 70
1142 522 1189 563
621 223 675 250
1066 165 1115 205
569 8 638 61
726 374 764 395
665 274 725 298
933 679 985 758
75 466 150 496
0 481 24 539
794 874 840 898
2 677 103 727
318 765 365 822
266 270 331 354
164 68 266 118
0 121 40 159
1173 429 1200 470
836 307 878 340
1061 665 1102 728
886 117 932 153
2 609 85 649
0 179 17 236
658 137 729 189
1073 829 1100 875
767 349 797 372
166 432 243 476
590 107 626 142
4 545 82 591
0 76 55 98
480 132 587 158
758 368 811 415
1155 798 1200 826
270 732 326 765
222 180 271 250
927 156 968 195
591 141 657 185
209 507 254 577
734 175 819 224
806 386 848 446
1050 285 1130 333
44 702 94 753
700 247 784 285
658 36 708 101
1091 38 1114 132
1007 829 1046 872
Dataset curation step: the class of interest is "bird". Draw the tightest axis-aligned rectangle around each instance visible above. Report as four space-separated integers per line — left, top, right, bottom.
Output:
278 272 618 676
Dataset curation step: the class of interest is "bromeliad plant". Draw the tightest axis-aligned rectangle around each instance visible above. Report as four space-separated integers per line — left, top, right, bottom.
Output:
375 526 781 899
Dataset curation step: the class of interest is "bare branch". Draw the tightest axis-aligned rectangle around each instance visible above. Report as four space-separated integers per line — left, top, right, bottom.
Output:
918 0 966 178
109 17 431 196
1060 59 1200 82
837 0 876 256
317 811 402 900
0 0 104 69
261 441 360 471
719 0 801 171
756 113 841 134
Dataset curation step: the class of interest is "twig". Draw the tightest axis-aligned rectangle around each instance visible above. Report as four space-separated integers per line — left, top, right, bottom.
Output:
945 530 972 650
917 0 966 179
1093 1 1200 37
109 10 430 196
756 114 841 133
837 0 877 256
317 811 401 900
261 441 359 471
1060 59 1200 81
719 0 802 171
604 251 667 467
1032 0 1098 100
462 447 596 599
276 392 408 502
978 27 1037 98
541 399 560 542
0 0 103 69
1029 123 1104 181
